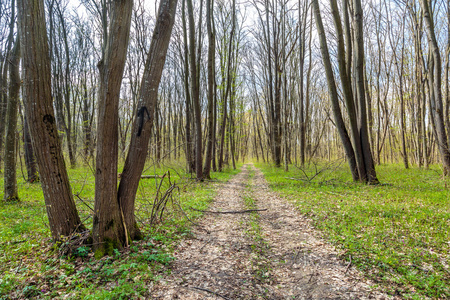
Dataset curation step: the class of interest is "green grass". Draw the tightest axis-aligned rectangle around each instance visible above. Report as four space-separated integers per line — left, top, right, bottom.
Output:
0 160 241 299
257 161 450 299
242 167 271 283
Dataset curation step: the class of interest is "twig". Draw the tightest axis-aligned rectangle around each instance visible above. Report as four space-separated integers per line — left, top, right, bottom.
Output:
308 272 315 283
74 193 94 212
190 207 268 214
345 255 352 274
191 286 231 300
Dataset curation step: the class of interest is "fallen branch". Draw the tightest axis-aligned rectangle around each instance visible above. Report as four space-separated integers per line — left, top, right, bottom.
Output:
140 175 161 179
189 207 267 214
345 255 352 274
191 286 231 300
118 173 161 179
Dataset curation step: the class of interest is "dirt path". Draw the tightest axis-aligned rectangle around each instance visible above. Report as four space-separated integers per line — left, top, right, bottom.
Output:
150 164 389 299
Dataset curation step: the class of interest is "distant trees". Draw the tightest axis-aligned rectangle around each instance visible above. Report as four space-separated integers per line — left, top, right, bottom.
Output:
5 0 450 245
420 0 450 175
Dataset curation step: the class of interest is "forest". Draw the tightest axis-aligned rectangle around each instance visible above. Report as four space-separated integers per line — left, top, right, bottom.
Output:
0 0 449 298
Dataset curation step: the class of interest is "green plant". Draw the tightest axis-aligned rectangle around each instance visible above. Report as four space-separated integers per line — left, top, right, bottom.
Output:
257 162 450 298
73 246 90 258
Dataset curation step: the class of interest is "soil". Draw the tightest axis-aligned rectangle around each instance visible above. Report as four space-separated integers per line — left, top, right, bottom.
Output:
149 164 391 299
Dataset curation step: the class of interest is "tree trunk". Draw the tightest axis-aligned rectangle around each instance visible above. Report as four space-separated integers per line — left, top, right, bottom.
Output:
18 0 84 239
203 0 215 179
186 0 203 180
94 0 133 253
218 0 236 172
118 0 178 240
353 0 379 184
181 0 194 174
3 36 20 202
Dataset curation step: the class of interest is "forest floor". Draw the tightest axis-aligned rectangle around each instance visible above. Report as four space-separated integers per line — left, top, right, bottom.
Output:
149 164 391 299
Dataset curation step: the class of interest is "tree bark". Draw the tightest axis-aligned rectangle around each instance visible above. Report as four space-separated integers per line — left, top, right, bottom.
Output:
24 115 39 183
18 0 84 239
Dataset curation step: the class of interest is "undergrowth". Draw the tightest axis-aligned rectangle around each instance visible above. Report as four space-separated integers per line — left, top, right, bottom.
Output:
0 160 240 299
257 160 450 299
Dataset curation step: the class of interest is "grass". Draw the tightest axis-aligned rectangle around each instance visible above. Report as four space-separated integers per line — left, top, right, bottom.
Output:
241 167 271 283
0 160 241 299
256 160 450 299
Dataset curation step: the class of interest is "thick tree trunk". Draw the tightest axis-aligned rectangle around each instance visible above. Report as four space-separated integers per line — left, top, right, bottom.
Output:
3 37 20 202
118 0 178 240
94 0 133 253
18 0 84 239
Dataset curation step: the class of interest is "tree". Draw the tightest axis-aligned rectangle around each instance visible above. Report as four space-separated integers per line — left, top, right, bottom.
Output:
17 0 84 239
93 0 133 253
186 0 203 180
218 0 236 171
3 30 20 202
118 0 179 240
312 0 378 184
203 0 216 179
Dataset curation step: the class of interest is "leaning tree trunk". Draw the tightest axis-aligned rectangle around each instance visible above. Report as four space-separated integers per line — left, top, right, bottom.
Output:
3 37 20 202
93 0 133 254
118 0 178 240
17 0 84 239
312 0 359 181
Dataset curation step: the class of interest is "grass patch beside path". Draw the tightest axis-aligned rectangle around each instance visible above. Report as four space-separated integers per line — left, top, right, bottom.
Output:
257 162 450 299
242 167 271 283
0 161 241 299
